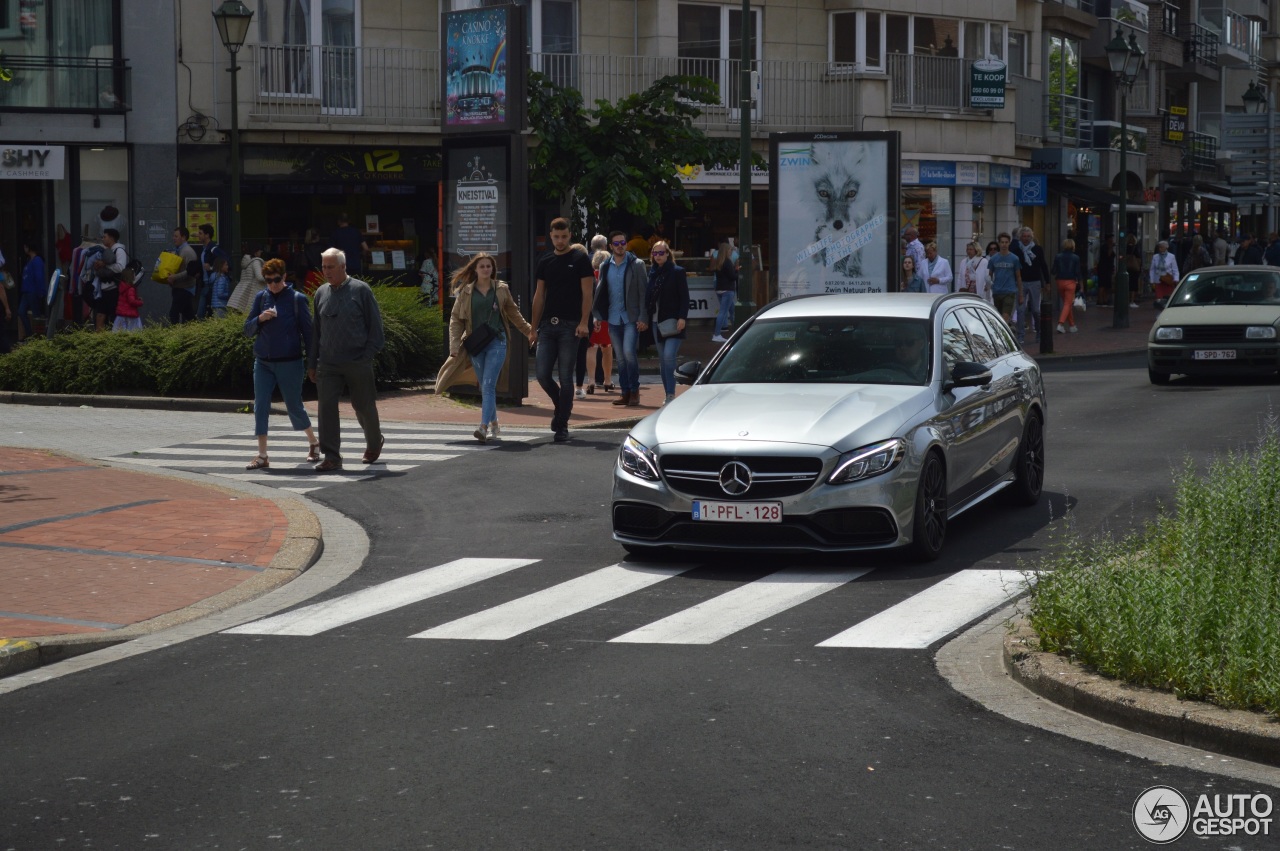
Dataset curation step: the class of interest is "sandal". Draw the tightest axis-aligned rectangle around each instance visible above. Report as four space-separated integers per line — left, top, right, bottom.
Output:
604 383 616 393
306 443 321 463
246 455 269 470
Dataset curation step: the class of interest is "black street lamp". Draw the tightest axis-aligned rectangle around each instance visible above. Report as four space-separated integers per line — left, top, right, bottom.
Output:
212 0 254 268
1105 26 1144 329
1242 81 1274 235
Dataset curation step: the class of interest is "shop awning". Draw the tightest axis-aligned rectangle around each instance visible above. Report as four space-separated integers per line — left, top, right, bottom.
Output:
1048 177 1125 211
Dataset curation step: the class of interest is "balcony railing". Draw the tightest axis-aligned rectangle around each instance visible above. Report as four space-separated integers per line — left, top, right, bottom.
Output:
0 55 129 112
1044 92 1094 147
887 53 989 113
1188 130 1219 170
1183 23 1220 67
248 44 440 123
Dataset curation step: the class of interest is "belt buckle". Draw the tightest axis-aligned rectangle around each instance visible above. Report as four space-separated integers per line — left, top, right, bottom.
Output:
550 316 560 325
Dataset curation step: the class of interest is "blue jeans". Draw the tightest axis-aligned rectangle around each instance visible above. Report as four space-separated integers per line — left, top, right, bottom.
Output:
196 284 212 319
470 333 507 425
609 321 640 394
656 332 683 396
253 358 312 436
536 320 580 431
713 290 735 337
16 292 39 336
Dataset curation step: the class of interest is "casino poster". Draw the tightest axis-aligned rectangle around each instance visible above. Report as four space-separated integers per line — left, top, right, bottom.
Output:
443 7 510 130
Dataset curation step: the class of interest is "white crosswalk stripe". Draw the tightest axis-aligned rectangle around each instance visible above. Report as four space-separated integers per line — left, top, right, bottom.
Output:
225 558 538 635
815 570 1027 649
411 563 690 641
103 420 542 491
223 560 1032 649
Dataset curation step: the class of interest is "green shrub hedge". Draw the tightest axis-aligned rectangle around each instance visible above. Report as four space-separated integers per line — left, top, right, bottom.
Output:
0 286 445 397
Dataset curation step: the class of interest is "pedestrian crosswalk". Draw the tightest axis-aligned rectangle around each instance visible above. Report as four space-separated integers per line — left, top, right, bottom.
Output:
102 423 543 494
225 558 1029 649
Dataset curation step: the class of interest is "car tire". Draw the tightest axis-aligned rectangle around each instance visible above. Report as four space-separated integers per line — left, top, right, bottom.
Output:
1009 411 1044 507
907 453 947 562
1148 368 1171 385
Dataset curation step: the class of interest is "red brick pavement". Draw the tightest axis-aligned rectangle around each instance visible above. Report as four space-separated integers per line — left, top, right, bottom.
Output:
0 448 287 641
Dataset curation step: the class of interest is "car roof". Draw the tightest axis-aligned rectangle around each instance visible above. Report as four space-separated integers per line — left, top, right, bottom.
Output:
758 292 983 321
1192 265 1278 274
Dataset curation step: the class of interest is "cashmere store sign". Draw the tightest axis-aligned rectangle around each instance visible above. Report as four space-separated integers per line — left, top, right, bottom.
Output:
1 146 65 179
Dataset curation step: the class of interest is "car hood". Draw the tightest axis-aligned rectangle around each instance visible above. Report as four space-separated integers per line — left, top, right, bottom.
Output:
1156 304 1280 326
640 383 934 450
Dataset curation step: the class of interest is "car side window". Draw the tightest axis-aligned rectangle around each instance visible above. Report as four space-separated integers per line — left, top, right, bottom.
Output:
957 308 999 363
976 307 1016 356
942 311 975 374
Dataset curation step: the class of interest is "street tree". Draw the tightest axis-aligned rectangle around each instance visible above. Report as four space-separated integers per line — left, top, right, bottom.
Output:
527 71 750 238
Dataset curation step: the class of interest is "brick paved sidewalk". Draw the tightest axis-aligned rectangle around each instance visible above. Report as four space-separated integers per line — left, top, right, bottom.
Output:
0 447 318 672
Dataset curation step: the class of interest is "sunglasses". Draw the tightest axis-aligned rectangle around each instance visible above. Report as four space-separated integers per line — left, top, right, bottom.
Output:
651 249 668 256
264 276 284 283
611 240 627 246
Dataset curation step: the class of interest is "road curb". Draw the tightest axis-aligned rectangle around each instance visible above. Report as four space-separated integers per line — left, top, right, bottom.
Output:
1003 616 1280 767
4 460 324 676
0 391 254 414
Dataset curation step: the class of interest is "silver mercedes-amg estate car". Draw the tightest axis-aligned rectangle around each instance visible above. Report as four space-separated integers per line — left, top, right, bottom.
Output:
612 293 1047 561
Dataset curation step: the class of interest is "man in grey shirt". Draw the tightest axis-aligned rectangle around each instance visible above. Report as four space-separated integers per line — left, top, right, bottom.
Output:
308 247 385 472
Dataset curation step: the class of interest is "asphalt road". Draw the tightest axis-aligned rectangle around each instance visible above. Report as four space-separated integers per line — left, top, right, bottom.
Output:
2 357 1279 850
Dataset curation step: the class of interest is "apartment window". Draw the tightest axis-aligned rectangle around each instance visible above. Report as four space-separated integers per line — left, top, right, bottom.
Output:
451 0 577 54
830 11 882 70
0 0 19 39
960 22 1006 62
1007 31 1028 76
0 0 121 110
258 0 359 111
883 15 970 57
678 2 760 103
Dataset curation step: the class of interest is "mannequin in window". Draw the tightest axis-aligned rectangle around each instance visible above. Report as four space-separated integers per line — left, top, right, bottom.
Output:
938 36 958 57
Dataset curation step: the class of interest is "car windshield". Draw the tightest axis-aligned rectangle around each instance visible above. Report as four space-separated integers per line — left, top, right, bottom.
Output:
1170 271 1280 306
703 317 932 386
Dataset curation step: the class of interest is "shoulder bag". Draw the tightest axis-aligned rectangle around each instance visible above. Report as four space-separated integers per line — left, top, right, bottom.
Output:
462 287 500 356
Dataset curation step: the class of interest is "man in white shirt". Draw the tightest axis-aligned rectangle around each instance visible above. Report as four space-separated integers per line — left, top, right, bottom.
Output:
922 242 954 294
903 227 926 276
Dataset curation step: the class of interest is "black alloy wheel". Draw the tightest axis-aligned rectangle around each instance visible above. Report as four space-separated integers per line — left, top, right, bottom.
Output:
1010 411 1045 506
908 453 947 561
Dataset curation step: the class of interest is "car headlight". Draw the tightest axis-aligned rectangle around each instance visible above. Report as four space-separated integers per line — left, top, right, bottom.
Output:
1246 326 1278 339
828 439 906 485
619 435 660 481
1154 327 1183 341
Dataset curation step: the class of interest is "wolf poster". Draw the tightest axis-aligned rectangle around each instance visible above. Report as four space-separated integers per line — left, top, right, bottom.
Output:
771 132 900 297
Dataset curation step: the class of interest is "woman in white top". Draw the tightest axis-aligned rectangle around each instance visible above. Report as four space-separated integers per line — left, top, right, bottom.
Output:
922 241 953 294
961 241 991 302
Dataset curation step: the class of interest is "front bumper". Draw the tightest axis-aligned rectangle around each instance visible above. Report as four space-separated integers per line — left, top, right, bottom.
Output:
1148 342 1280 376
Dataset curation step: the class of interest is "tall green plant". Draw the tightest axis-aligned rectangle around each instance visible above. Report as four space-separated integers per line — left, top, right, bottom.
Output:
527 71 748 238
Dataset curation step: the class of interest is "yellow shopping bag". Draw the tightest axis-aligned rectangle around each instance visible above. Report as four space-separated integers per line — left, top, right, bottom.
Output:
151 251 183 283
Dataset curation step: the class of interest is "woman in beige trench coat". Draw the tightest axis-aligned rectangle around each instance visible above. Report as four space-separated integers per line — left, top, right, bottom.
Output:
435 252 535 442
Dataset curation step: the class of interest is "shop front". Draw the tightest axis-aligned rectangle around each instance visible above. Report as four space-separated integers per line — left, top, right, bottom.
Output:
178 144 442 290
901 159 1023 264
675 161 770 311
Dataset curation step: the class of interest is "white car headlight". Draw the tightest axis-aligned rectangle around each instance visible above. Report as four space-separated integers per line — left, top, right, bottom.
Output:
828 439 906 485
1246 326 1278 339
1154 327 1183 341
619 435 660 481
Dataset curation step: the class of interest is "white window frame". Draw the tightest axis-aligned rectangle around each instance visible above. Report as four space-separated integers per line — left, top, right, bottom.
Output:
451 0 578 54
258 0 362 112
828 11 885 73
678 2 762 115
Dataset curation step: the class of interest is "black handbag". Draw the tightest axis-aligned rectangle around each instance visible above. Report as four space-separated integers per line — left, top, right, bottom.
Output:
463 322 498 356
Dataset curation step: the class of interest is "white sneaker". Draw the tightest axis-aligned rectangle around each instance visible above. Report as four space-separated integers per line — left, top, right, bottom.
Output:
489 421 501 438
711 335 727 343
575 387 586 399
1129 302 1139 308
1056 323 1066 334
1068 325 1078 333
473 426 488 444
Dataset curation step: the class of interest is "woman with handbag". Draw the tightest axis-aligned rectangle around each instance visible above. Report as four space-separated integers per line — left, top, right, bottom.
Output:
960 242 990 301
1051 238 1082 334
646 240 689 406
227 244 266 314
1148 241 1180 304
435 252 535 443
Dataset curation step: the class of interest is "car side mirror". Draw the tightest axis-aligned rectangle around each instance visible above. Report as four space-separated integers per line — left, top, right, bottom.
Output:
946 361 992 390
675 360 703 386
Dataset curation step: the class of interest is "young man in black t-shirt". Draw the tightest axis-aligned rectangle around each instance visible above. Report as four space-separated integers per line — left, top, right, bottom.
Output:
531 217 594 442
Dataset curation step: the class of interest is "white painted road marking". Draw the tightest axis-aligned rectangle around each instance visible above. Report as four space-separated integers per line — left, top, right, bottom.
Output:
411 563 689 641
224 558 538 636
815 570 1028 649
610 568 873 645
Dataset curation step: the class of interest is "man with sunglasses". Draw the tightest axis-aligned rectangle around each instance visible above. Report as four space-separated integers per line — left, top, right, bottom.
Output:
591 230 648 408
531 217 594 443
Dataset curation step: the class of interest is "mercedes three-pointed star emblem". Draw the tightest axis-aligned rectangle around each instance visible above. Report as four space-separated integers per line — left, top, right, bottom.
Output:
719 461 753 496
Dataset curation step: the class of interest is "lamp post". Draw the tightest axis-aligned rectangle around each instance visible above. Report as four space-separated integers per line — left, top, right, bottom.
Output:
1242 80 1274 236
212 0 254 268
737 0 754 322
1105 26 1144 329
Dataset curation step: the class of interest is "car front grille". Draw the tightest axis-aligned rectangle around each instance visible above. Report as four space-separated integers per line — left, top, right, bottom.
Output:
659 454 824 499
1179 325 1255 344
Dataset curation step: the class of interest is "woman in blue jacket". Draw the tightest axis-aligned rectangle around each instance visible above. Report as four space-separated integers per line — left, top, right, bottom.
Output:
242 258 318 469
17 241 46 342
